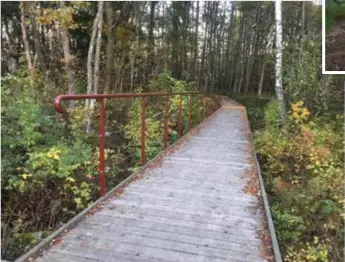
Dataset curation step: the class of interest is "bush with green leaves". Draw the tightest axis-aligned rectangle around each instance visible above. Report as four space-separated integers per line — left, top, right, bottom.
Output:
283 35 336 115
2 71 212 260
254 101 344 261
326 1 345 28
264 99 281 131
1 76 97 260
124 72 205 162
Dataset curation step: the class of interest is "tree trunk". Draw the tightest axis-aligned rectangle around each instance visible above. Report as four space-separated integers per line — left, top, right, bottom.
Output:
210 2 218 93
182 2 191 75
171 3 180 79
229 4 238 93
20 1 34 81
30 10 47 75
93 1 104 96
228 4 236 91
60 1 75 95
244 9 261 94
237 15 247 94
86 1 103 107
193 1 199 81
200 6 208 91
86 1 104 132
258 56 267 98
130 4 140 92
148 1 157 78
275 0 287 124
104 1 114 94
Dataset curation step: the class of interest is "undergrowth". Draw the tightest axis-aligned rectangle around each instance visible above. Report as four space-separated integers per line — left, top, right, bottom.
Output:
1 71 212 260
326 1 345 29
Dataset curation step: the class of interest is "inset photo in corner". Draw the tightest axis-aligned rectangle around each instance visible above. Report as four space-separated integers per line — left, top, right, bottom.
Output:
323 0 345 73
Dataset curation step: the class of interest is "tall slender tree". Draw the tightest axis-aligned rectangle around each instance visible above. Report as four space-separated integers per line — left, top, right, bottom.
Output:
104 1 114 94
20 1 34 81
60 1 75 95
275 0 287 124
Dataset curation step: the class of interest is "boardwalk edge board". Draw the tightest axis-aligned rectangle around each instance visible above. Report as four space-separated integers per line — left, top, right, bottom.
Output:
14 97 221 262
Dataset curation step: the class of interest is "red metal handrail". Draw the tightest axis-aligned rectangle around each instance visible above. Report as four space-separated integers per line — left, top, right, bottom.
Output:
54 92 217 196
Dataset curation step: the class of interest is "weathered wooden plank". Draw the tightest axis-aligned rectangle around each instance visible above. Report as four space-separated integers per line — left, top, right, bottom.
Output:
82 212 260 240
118 189 258 207
165 157 252 169
109 197 260 218
76 221 262 253
95 205 261 229
122 186 257 204
50 230 265 262
80 217 262 246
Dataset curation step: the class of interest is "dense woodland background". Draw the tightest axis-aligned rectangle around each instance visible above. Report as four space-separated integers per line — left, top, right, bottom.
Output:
1 1 344 261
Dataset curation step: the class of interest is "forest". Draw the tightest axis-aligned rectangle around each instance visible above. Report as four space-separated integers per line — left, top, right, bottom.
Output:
325 0 345 70
1 1 344 261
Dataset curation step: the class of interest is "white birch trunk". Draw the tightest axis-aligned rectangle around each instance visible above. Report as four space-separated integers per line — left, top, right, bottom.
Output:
93 1 104 97
104 1 114 94
86 1 103 108
20 1 34 81
275 0 287 124
86 1 104 132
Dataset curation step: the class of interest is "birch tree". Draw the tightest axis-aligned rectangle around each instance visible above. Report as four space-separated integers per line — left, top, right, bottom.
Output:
86 1 104 108
275 0 287 124
20 1 34 81
86 1 104 132
104 1 114 94
93 2 104 96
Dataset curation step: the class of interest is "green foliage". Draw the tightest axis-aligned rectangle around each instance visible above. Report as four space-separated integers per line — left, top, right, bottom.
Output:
264 100 281 131
124 91 163 161
1 70 210 260
124 73 203 162
253 100 344 261
283 35 335 115
233 94 272 130
1 76 97 260
326 1 345 29
285 237 331 262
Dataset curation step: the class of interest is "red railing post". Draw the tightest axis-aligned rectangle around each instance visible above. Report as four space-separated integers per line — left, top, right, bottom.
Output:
141 96 146 165
164 97 169 149
188 96 192 130
178 95 182 137
99 99 106 196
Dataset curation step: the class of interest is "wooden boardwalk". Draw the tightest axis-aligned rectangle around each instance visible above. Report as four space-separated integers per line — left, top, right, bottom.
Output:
19 98 280 262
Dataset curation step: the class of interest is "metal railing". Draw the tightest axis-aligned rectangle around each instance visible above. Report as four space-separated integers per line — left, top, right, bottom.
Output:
54 92 219 196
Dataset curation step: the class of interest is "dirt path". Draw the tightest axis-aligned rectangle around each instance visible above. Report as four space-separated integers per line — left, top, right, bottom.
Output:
326 20 345 71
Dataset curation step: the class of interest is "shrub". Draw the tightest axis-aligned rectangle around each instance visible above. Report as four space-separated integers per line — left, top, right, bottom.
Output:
1 76 97 259
264 99 281 131
255 100 344 261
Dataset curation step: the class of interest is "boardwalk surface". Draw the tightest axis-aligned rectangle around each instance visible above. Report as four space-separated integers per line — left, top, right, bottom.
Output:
32 98 272 262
